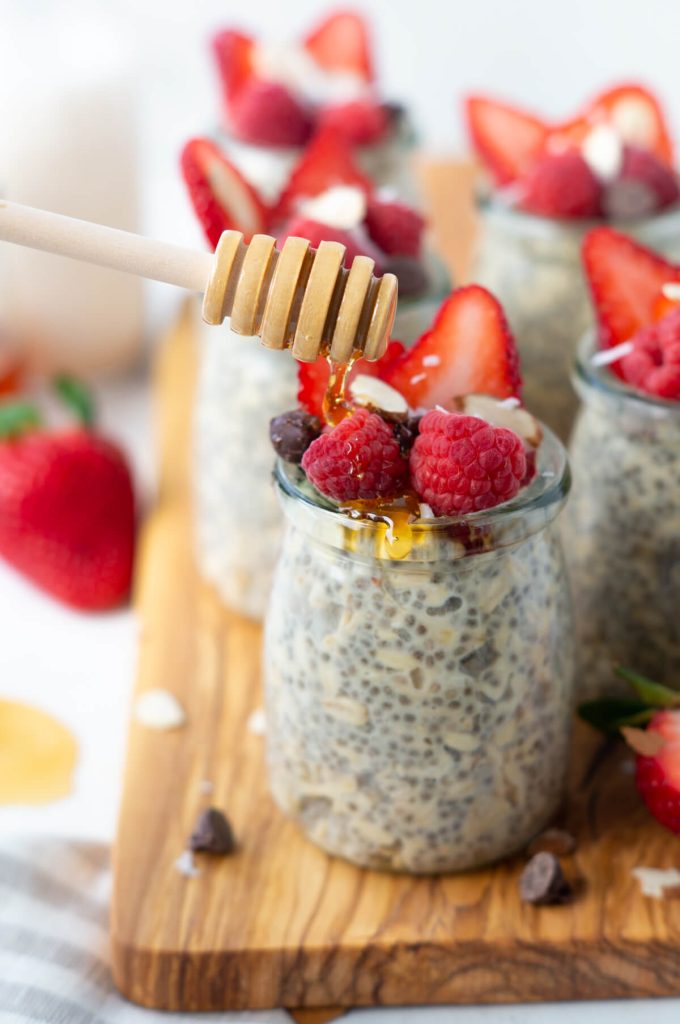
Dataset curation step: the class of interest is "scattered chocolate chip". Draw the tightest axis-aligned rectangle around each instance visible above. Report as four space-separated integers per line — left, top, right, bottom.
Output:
270 410 322 463
519 852 573 905
602 180 657 221
393 414 422 456
382 255 429 298
189 807 236 855
527 828 577 858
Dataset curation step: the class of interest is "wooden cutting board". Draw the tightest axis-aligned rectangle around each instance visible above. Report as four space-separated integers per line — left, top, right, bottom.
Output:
111 163 680 1014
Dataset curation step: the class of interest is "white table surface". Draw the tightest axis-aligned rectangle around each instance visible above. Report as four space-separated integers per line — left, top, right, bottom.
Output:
1 372 678 1023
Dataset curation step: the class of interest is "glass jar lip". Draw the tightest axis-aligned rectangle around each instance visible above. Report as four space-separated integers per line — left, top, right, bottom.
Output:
476 190 680 240
574 330 680 417
275 421 570 536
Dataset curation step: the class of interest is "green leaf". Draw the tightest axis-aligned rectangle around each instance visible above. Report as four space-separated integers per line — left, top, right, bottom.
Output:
0 402 41 439
54 375 95 428
616 666 680 708
578 698 656 734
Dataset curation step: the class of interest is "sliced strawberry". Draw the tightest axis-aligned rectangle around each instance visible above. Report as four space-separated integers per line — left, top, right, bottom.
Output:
230 80 313 147
383 286 522 409
180 138 268 248
364 198 425 256
212 30 256 107
271 130 373 225
298 340 406 420
316 99 388 146
303 10 373 82
464 95 550 186
276 216 382 270
585 83 674 165
582 227 680 347
519 149 602 219
635 710 680 835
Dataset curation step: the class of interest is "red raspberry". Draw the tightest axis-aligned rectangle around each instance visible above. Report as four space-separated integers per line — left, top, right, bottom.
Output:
519 149 602 219
301 408 408 502
410 410 527 516
619 308 680 400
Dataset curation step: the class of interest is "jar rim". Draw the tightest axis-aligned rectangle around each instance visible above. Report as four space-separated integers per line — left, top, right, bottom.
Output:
275 421 570 538
574 330 680 417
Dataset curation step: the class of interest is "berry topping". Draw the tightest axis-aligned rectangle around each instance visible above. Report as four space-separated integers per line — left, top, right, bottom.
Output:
392 415 422 456
519 150 602 219
180 138 268 248
383 285 522 409
212 30 256 106
303 10 373 81
272 130 373 224
301 408 408 502
298 340 406 421
582 227 680 348
317 99 388 146
410 410 527 516
276 216 381 270
465 95 549 187
618 308 680 399
364 197 425 257
634 710 680 836
270 410 322 464
230 80 313 147
602 146 680 220
583 83 674 165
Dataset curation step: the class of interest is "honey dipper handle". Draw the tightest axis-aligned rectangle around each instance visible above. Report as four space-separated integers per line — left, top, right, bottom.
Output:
0 200 213 292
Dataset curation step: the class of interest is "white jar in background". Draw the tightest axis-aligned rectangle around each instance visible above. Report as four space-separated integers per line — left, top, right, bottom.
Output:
0 5 143 376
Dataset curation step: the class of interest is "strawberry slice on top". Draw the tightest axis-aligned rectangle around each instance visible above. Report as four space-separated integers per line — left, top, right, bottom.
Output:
383 285 522 409
582 83 674 166
271 130 373 225
212 30 256 107
181 138 268 248
582 227 680 347
464 95 550 186
303 10 373 82
298 340 406 420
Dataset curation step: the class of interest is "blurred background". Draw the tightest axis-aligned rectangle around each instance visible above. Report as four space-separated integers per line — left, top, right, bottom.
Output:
1 0 679 352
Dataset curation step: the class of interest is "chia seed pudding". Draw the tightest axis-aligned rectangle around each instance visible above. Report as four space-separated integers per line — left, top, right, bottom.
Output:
564 334 680 700
193 260 450 619
263 433 573 873
472 201 680 441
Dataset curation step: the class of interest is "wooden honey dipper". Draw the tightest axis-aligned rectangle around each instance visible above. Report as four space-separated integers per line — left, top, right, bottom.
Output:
0 201 397 362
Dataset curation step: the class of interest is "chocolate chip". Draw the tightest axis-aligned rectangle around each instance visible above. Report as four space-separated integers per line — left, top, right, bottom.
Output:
189 807 236 855
393 415 422 456
519 852 573 905
527 828 577 858
270 410 322 463
382 256 429 298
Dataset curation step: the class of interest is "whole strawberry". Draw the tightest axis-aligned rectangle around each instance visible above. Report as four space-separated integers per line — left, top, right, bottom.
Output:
301 408 408 502
634 710 680 835
0 387 135 610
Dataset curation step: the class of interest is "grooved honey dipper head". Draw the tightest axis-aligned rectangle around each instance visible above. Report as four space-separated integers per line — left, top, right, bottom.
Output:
202 230 397 362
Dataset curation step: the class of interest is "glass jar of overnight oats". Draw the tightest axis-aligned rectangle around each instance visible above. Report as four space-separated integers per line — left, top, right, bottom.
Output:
565 335 680 702
471 200 680 442
193 257 451 620
263 435 573 873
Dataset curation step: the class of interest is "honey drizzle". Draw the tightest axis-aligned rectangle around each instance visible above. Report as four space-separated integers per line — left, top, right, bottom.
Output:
322 357 358 426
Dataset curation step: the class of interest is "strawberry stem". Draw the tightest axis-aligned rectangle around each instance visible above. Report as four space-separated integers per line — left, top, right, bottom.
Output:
54 375 95 428
0 402 42 439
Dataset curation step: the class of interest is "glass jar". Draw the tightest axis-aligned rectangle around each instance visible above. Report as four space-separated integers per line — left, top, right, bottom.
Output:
471 200 680 442
192 258 451 620
263 433 573 873
564 334 680 701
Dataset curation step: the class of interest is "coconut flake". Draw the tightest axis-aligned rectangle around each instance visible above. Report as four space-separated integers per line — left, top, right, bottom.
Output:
135 689 186 731
301 185 367 230
661 281 680 302
418 503 435 519
248 707 267 736
410 373 427 385
581 124 624 181
175 849 201 878
632 866 680 899
591 341 634 367
422 355 440 367
496 396 521 409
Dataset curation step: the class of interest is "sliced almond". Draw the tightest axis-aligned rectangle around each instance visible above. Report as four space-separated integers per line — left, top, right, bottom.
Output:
449 394 542 447
349 374 408 419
